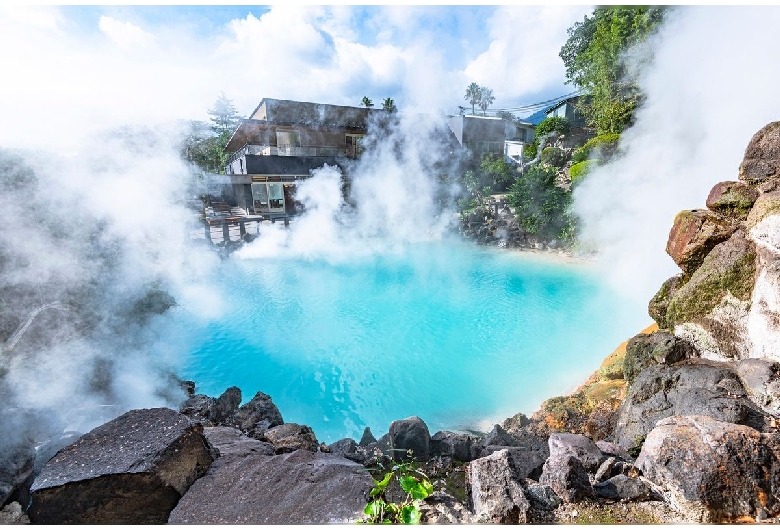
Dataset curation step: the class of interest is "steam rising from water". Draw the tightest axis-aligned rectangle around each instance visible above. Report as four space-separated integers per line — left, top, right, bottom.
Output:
237 113 461 262
573 6 780 302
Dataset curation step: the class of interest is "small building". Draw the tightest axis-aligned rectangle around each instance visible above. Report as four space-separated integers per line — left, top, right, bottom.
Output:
221 98 387 217
446 115 506 160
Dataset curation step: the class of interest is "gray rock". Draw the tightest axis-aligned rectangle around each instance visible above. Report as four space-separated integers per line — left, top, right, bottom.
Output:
389 416 430 461
482 424 520 447
29 408 214 524
523 482 562 511
0 438 34 507
210 386 242 424
204 426 274 456
636 415 780 523
328 438 358 457
179 394 216 423
593 474 656 501
467 449 529 523
168 449 372 524
231 391 283 435
263 423 318 454
623 331 697 386
593 457 638 483
547 433 606 472
419 491 476 524
736 358 780 410
431 431 478 462
595 440 633 462
0 501 29 524
539 455 593 503
613 360 768 455
359 427 377 447
479 446 546 480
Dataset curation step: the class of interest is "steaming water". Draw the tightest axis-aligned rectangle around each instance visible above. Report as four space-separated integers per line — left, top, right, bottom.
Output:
171 239 647 443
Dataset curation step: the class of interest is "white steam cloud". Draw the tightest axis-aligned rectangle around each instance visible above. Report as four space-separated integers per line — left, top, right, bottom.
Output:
574 6 780 302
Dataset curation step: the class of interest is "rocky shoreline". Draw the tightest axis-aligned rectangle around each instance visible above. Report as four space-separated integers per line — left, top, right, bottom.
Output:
4 122 780 524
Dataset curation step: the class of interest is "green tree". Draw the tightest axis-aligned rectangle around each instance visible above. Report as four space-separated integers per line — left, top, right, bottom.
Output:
507 164 577 242
382 97 397 112
478 87 495 116
560 6 668 134
480 153 515 192
464 82 482 115
361 96 374 108
207 92 241 137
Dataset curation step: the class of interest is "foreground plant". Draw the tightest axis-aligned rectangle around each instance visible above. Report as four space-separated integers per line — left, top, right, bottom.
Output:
359 451 434 524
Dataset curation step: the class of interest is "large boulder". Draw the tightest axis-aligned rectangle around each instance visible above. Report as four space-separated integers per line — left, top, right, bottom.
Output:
538 455 593 503
665 230 757 361
179 394 216 424
169 449 372 524
0 438 34 507
231 391 283 436
430 431 479 462
479 446 547 480
467 449 530 523
389 416 430 461
547 433 606 473
482 424 520 447
203 426 274 456
636 415 780 522
210 386 242 424
665 209 735 276
706 180 759 220
593 474 657 501
648 274 684 330
29 408 215 524
739 121 780 185
263 423 318 454
613 360 768 455
623 331 697 386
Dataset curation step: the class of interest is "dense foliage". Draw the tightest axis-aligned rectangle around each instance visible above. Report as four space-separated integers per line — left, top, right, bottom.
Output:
569 159 598 185
523 116 570 161
480 153 516 192
507 164 577 243
560 6 668 134
571 133 621 164
182 93 242 174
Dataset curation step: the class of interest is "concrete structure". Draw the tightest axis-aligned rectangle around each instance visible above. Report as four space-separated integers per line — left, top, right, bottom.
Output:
220 98 388 217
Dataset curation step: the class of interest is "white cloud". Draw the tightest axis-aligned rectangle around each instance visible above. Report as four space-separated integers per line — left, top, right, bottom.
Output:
464 5 592 104
98 15 155 49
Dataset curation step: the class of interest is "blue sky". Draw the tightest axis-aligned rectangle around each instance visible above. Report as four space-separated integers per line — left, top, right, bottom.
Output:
0 5 592 149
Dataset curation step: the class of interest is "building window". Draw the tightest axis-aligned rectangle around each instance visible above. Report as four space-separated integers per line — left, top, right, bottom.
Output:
276 131 301 156
345 134 364 158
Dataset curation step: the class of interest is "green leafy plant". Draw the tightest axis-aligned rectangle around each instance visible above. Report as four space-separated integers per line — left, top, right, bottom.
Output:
359 452 435 525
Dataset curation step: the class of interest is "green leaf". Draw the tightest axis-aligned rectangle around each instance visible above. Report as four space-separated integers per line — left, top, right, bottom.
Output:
364 499 385 516
400 504 421 524
399 475 419 494
370 472 393 496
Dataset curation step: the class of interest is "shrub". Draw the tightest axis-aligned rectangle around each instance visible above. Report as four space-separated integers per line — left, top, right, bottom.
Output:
540 147 567 168
535 116 571 139
507 164 578 243
569 160 598 185
572 133 620 164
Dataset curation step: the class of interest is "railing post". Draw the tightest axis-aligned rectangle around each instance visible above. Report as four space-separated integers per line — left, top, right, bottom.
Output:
222 222 230 242
204 222 212 244
239 221 246 237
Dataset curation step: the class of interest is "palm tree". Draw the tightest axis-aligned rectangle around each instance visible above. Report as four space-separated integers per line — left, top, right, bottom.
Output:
361 96 374 108
382 97 397 112
464 83 481 115
478 88 495 116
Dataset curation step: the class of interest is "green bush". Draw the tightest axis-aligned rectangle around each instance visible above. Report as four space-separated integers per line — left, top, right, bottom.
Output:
507 164 578 244
569 160 598 185
572 133 620 164
523 143 537 160
540 147 567 168
535 116 571 139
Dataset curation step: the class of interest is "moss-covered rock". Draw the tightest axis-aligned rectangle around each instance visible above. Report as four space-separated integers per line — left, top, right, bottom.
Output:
648 274 684 330
622 331 697 386
665 209 736 276
746 190 780 231
739 121 780 185
666 230 756 326
571 134 620 164
705 181 759 220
